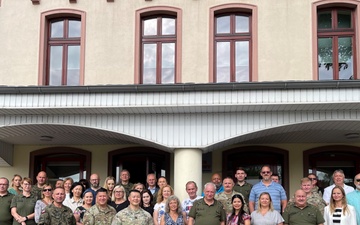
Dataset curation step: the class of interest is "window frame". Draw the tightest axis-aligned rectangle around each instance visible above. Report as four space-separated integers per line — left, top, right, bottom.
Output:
317 7 356 80
135 6 182 84
39 9 86 86
209 4 258 83
312 0 360 80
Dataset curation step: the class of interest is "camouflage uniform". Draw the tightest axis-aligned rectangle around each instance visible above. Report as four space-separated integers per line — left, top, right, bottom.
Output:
83 204 116 225
288 192 326 215
215 190 249 214
38 204 76 225
111 206 153 225
31 185 42 200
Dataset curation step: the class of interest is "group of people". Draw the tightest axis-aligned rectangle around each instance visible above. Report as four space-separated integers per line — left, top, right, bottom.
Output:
1 166 360 225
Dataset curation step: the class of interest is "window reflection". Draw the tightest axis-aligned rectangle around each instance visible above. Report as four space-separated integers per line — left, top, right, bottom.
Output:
49 46 63 85
236 41 249 82
141 15 177 84
318 38 333 80
67 46 80 86
236 16 249 33
161 43 175 83
216 42 230 82
144 18 157 36
216 16 230 34
162 18 175 35
143 44 157 84
69 20 81 37
51 21 64 38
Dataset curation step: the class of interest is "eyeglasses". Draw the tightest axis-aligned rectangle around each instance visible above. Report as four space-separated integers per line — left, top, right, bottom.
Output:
23 183 31 186
356 179 360 182
115 191 124 193
261 171 271 174
0 183 8 186
309 178 317 181
43 189 52 192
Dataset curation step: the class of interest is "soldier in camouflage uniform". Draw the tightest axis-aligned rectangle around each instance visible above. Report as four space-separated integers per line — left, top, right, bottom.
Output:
83 188 116 225
215 177 249 214
38 187 76 225
287 177 326 215
32 171 47 199
112 190 153 225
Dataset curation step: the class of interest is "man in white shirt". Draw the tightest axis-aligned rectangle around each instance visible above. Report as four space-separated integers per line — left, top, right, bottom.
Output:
323 169 354 204
182 181 202 218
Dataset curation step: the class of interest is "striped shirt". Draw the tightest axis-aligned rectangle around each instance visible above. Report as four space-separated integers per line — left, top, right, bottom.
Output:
249 181 287 212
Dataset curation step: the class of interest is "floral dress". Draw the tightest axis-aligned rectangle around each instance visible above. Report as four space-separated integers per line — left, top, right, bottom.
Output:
227 212 251 225
164 212 184 225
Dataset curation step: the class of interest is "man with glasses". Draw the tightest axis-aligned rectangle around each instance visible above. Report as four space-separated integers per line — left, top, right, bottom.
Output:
118 170 133 198
0 177 14 225
86 174 101 205
346 173 360 225
249 165 287 213
322 169 354 204
308 173 323 196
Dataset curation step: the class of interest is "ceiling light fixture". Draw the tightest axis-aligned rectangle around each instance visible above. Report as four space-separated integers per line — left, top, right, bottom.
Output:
345 133 360 139
40 136 54 141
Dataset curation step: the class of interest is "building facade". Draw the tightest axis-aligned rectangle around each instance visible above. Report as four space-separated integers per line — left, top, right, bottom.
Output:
1 0 360 200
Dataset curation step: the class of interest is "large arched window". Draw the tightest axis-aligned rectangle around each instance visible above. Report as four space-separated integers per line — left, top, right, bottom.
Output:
135 6 182 84
209 4 258 83
39 9 86 86
317 7 356 80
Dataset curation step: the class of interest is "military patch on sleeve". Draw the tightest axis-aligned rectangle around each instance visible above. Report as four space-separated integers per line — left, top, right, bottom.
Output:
41 209 46 214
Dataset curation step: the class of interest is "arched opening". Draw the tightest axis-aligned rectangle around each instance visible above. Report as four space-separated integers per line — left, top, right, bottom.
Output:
108 147 170 185
304 145 360 189
30 147 91 184
223 146 289 194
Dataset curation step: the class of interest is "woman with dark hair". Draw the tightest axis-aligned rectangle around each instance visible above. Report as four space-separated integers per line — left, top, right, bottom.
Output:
141 189 154 216
250 192 283 225
79 179 90 190
226 194 250 225
160 195 186 225
324 186 356 225
63 182 84 212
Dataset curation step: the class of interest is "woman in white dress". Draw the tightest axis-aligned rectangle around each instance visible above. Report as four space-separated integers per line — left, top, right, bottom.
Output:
324 185 356 225
250 192 284 225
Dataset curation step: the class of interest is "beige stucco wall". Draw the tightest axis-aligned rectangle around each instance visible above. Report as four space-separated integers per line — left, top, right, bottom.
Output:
0 0 320 85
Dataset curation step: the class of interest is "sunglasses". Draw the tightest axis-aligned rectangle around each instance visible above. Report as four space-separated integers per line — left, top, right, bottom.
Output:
261 171 271 174
309 178 317 181
43 188 52 192
356 179 360 182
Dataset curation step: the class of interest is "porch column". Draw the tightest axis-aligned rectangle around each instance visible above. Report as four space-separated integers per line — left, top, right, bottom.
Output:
173 148 202 201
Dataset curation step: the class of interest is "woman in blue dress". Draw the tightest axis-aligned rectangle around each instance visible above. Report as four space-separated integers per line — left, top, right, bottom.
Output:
160 195 186 225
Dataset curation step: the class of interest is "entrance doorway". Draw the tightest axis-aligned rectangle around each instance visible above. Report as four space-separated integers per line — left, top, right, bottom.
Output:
304 145 360 189
108 147 170 185
223 146 289 193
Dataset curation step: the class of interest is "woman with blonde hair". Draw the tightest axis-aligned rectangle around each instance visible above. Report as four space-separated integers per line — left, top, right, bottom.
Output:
324 186 356 225
250 192 283 225
132 182 145 192
8 174 22 195
103 176 115 201
109 185 129 212
160 195 186 225
154 185 174 225
34 183 53 223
